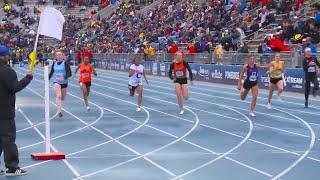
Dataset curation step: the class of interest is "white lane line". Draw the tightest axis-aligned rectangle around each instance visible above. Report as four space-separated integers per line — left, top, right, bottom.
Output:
15 71 104 152
102 69 320 105
225 157 273 177
171 106 253 179
101 70 320 116
270 107 316 180
17 112 58 133
73 107 199 180
19 70 178 178
90 73 316 139
18 108 81 178
31 68 273 177
86 71 320 172
72 78 273 178
99 70 319 178
96 72 310 120
67 93 178 178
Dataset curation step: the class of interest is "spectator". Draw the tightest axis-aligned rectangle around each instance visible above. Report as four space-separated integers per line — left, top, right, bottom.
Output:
144 44 155 56
144 44 155 61
214 44 224 64
187 43 197 54
81 46 93 63
167 43 179 54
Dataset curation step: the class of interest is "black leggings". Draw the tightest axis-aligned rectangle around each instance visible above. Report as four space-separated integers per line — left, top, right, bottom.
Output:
305 74 319 102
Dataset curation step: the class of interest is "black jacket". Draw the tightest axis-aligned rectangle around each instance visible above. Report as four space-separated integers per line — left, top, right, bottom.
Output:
0 61 33 135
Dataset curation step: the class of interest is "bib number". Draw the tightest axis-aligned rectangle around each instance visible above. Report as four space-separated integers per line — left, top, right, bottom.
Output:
82 73 90 78
308 66 316 73
136 73 142 78
249 72 257 81
176 71 184 78
273 70 282 78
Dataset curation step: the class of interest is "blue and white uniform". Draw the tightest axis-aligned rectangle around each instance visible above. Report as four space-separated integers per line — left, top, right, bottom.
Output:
49 61 72 88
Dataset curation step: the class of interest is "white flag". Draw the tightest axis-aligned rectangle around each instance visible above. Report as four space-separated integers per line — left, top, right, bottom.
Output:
38 6 65 41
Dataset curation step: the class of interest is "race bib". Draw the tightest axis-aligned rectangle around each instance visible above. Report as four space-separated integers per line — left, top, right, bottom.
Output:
273 70 282 78
136 73 142 78
249 72 257 81
176 71 184 78
249 75 257 81
308 66 316 73
82 73 90 78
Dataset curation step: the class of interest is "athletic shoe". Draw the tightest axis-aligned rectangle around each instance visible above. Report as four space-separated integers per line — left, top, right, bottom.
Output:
58 112 63 118
249 111 256 117
304 101 308 108
136 107 141 112
0 170 5 176
267 103 272 109
312 90 317 97
179 110 184 115
6 168 27 176
87 106 91 111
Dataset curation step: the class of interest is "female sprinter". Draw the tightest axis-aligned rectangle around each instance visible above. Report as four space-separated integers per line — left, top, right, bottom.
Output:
128 57 149 112
238 56 265 117
49 51 72 117
303 48 320 108
267 53 285 109
74 56 97 111
168 51 193 115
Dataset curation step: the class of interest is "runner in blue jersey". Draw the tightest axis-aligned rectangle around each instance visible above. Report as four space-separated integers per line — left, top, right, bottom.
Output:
49 51 72 117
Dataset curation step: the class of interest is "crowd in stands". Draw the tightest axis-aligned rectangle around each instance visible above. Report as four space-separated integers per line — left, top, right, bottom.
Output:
0 0 319 64
69 0 319 57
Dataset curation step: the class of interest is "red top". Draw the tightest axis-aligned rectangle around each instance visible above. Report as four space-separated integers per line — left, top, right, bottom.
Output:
187 44 197 54
173 62 187 78
168 44 179 54
79 63 93 83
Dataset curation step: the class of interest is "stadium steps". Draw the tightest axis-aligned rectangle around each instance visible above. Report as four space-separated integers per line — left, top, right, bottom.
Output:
139 0 165 15
0 9 5 20
65 6 99 19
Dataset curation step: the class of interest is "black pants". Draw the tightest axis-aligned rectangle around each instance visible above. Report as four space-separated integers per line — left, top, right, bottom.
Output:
0 131 19 170
305 74 319 102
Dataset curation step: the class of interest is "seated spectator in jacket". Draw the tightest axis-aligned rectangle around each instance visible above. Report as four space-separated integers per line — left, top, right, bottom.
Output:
214 44 224 64
167 42 179 54
187 43 197 54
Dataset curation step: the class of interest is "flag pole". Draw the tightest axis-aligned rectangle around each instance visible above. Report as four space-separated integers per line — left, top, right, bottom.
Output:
34 32 39 51
31 6 65 161
44 65 50 153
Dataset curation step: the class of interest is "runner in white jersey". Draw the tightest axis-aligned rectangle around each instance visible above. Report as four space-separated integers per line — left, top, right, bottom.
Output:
128 57 149 112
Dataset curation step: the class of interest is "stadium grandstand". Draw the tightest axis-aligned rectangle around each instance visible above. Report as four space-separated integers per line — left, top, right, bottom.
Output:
1 0 319 66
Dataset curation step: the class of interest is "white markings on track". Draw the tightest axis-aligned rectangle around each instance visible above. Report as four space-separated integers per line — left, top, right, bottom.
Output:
18 108 81 178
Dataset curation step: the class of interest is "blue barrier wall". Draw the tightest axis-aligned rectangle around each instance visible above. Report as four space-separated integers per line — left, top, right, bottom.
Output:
97 59 320 94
